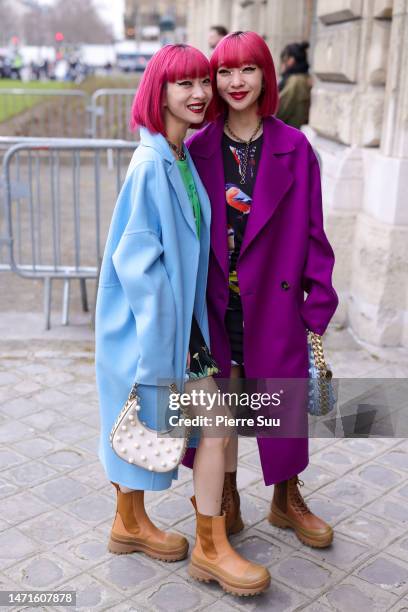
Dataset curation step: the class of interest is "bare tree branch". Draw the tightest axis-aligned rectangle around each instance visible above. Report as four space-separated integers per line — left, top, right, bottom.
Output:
18 0 114 45
0 0 18 46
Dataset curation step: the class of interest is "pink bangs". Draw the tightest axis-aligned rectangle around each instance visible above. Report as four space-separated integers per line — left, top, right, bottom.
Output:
130 44 212 135
165 45 210 81
211 31 269 70
210 31 279 118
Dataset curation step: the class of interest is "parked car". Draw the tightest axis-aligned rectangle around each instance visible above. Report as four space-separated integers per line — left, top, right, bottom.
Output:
0 55 13 79
116 51 153 72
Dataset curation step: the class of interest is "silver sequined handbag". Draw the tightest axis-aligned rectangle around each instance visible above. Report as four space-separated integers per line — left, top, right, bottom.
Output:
109 383 191 472
307 331 337 416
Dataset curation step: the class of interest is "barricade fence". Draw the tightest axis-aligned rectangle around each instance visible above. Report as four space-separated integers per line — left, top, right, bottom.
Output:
0 90 321 328
0 87 136 139
1 139 136 328
0 89 91 138
90 89 135 139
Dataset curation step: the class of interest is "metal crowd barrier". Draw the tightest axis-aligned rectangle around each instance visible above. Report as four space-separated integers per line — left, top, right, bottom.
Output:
90 89 135 139
1 138 136 329
0 88 138 139
0 89 91 138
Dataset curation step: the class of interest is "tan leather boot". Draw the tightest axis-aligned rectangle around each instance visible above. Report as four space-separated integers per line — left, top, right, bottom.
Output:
222 471 244 535
188 496 270 596
108 482 189 561
268 476 333 548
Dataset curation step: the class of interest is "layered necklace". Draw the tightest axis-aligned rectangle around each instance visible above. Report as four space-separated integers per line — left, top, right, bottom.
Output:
166 139 186 161
225 118 263 184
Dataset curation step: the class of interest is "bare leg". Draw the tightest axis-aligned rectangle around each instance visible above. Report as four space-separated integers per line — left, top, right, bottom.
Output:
224 435 238 472
186 378 271 595
224 364 244 472
184 376 232 516
192 435 227 515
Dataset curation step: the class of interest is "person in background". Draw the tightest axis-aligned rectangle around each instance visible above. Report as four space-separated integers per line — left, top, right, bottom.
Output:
208 25 229 51
30 61 40 81
42 59 50 80
277 41 312 129
11 52 23 80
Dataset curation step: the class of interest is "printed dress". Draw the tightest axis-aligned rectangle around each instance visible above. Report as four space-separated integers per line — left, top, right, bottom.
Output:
222 132 263 366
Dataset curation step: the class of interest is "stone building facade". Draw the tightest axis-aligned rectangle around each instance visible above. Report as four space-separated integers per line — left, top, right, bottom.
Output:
187 0 408 348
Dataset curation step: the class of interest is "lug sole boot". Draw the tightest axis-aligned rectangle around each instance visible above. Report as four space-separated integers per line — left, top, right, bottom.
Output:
188 496 270 596
268 476 333 548
222 471 244 535
108 482 189 561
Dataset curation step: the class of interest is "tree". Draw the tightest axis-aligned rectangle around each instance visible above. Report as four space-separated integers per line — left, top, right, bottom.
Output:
22 5 50 46
47 0 114 44
0 0 18 46
20 0 114 45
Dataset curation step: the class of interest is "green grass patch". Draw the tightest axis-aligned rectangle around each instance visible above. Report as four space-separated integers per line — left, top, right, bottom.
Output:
78 74 140 94
0 80 73 90
0 80 73 123
0 75 141 125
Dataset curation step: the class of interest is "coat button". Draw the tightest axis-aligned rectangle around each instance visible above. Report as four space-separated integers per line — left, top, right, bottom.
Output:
281 280 290 290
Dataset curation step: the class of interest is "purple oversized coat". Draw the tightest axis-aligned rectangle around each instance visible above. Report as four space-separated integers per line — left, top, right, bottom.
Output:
182 116 339 485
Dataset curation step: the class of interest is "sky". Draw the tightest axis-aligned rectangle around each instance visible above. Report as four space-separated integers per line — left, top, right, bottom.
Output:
36 0 125 40
94 0 125 40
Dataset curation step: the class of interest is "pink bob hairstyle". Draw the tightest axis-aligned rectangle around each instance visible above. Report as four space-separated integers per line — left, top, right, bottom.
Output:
130 44 213 135
209 31 279 118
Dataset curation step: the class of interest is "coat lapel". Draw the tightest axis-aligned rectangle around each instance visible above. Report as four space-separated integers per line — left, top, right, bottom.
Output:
188 116 296 274
186 151 212 324
139 127 198 239
166 162 198 238
239 118 295 260
206 152 228 281
188 117 229 281
186 150 211 238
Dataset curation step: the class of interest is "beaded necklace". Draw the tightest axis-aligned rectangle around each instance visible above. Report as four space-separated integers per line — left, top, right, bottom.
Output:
224 118 263 184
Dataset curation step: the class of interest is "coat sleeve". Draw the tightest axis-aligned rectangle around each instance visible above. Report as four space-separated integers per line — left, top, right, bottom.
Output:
299 145 339 336
111 162 177 385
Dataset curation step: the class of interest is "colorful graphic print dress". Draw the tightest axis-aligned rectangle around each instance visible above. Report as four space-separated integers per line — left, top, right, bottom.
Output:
222 132 263 365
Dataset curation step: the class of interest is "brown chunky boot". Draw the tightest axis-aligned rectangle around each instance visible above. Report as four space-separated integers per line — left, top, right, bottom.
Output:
222 471 245 535
188 496 270 596
108 482 189 561
268 476 333 548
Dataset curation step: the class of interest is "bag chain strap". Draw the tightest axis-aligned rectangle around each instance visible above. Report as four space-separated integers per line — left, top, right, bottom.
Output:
308 331 332 380
128 382 190 419
308 331 333 413
110 382 190 444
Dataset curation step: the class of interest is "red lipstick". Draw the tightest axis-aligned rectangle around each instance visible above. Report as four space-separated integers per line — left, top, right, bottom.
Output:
187 103 206 114
229 92 248 100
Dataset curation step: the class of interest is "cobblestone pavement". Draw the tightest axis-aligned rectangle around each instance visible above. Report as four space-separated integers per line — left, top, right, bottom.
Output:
0 317 408 611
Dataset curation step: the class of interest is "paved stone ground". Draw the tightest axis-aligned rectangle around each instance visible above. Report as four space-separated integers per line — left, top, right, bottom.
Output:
0 312 407 612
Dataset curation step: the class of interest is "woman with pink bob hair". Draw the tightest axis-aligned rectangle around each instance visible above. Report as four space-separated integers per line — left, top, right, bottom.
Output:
96 44 271 597
183 32 339 550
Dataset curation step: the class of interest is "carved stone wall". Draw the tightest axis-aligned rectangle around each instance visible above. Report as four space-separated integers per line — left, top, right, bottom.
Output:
310 0 391 147
187 0 408 347
308 0 408 347
187 0 312 62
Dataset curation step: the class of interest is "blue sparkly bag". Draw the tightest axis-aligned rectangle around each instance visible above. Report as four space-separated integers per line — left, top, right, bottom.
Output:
307 331 336 416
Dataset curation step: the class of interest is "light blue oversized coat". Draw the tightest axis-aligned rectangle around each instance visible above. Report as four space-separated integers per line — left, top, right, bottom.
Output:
95 127 211 490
